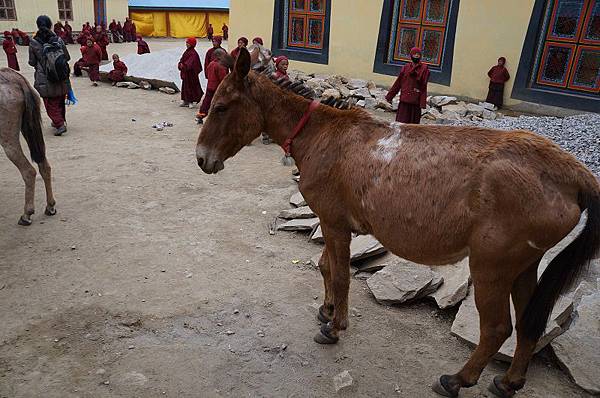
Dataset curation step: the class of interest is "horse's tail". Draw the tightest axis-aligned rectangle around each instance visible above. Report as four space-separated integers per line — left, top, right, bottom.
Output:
521 179 600 342
15 71 46 164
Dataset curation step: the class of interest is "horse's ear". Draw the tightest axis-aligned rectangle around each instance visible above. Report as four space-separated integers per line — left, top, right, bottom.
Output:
234 47 251 81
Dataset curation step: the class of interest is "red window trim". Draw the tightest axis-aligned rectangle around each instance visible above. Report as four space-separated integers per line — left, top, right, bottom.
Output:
421 0 450 27
394 24 421 62
305 16 325 49
567 45 600 92
287 0 325 49
536 41 577 88
420 26 446 65
546 0 589 43
581 0 600 44
288 14 308 47
399 0 424 23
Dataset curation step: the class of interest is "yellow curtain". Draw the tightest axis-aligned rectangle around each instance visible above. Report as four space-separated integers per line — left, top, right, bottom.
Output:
130 11 168 37
207 12 230 37
169 11 208 38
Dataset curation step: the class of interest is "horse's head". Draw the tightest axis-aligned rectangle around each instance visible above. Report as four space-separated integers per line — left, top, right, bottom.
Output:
196 48 263 174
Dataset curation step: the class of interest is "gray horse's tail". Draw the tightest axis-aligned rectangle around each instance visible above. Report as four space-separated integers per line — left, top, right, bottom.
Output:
11 69 46 163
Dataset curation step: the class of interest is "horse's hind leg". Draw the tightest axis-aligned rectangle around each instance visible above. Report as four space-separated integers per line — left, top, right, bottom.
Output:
38 158 57 216
489 260 540 398
2 141 37 225
433 257 513 397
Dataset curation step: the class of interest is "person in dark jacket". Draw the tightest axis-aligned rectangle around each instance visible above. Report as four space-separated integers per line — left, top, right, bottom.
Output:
29 15 71 136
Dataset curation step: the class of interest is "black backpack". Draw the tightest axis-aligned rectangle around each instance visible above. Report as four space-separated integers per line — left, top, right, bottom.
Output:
42 38 70 82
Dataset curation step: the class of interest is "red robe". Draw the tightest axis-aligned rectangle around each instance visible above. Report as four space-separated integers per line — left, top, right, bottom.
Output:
93 30 110 60
488 65 510 84
137 39 150 54
207 25 214 40
230 47 241 60
486 65 510 107
199 60 229 114
3 37 19 71
222 25 229 40
17 30 30 46
123 20 133 42
108 60 128 82
74 43 102 81
204 46 223 78
386 62 430 124
64 23 74 44
273 70 288 80
54 22 65 40
178 47 203 103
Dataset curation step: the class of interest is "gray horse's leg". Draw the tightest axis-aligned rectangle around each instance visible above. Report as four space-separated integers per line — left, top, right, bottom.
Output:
38 158 56 216
1 139 37 225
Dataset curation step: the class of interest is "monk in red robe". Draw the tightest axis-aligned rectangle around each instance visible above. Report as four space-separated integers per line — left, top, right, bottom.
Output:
137 35 150 54
273 56 289 80
74 38 102 86
83 22 92 33
222 24 229 41
486 57 510 108
54 21 65 40
11 29 19 44
386 47 430 124
93 25 109 60
178 37 203 107
207 24 214 41
108 54 128 84
123 18 133 42
230 37 248 60
197 48 229 121
117 21 124 39
109 19 119 42
204 36 223 78
64 21 74 44
3 31 19 71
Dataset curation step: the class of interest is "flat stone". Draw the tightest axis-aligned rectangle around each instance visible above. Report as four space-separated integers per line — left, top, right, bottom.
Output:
363 97 378 109
442 103 468 117
552 286 600 394
478 101 498 111
335 84 351 98
367 262 443 305
350 235 386 262
159 86 176 94
306 78 331 90
290 192 306 207
440 110 460 120
347 79 368 89
277 217 319 232
366 80 377 90
322 88 341 99
466 103 485 116
430 96 456 106
482 109 497 120
356 99 366 108
428 258 470 309
333 370 353 392
350 87 372 99
354 252 398 273
278 206 315 219
310 225 324 243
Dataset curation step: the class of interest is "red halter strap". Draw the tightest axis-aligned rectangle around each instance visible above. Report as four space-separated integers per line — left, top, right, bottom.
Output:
282 100 320 157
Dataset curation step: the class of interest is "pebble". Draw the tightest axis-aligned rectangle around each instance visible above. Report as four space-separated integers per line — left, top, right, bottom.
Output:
233 309 240 314
225 330 235 335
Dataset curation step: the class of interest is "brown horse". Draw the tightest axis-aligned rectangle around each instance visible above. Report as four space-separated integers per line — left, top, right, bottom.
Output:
0 67 56 225
195 48 600 397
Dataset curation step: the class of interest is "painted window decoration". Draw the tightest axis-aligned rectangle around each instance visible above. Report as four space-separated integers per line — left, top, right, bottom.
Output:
58 0 73 21
536 0 600 93
285 0 326 50
388 0 452 67
0 0 16 21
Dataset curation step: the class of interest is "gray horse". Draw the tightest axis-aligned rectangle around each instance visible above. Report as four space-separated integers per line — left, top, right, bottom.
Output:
0 67 56 225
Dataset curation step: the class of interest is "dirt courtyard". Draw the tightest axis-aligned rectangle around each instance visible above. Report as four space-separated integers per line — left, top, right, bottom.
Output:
0 39 590 397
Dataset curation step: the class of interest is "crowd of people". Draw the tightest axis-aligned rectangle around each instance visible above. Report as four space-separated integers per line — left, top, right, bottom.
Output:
3 14 510 137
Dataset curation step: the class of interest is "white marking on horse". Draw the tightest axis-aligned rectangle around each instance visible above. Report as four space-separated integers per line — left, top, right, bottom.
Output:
527 240 545 251
372 123 402 163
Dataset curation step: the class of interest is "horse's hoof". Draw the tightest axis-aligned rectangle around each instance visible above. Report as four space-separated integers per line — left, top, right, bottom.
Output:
45 207 57 216
488 376 516 398
431 375 459 397
18 216 32 226
317 305 332 323
313 322 339 345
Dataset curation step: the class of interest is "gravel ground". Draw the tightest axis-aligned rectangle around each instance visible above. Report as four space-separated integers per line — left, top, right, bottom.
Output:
460 113 600 177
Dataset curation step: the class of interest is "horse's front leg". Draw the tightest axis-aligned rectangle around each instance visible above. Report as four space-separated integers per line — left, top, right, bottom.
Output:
317 246 334 324
314 223 351 344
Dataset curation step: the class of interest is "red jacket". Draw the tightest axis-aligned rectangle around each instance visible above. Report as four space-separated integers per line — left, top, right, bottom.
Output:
488 65 510 84
93 31 109 47
82 43 102 64
206 60 229 91
113 60 127 74
386 62 430 108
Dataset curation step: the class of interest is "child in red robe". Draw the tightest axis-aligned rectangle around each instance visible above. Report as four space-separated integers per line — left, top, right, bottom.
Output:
385 47 430 124
207 24 214 41
230 37 248 60
73 38 102 86
222 24 229 41
486 57 510 108
137 35 150 54
197 48 229 122
178 37 203 107
64 21 74 44
93 25 110 60
3 31 19 71
204 36 223 78
108 54 128 84
273 56 289 80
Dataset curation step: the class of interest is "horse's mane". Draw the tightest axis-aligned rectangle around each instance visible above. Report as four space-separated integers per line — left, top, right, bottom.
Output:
254 68 354 110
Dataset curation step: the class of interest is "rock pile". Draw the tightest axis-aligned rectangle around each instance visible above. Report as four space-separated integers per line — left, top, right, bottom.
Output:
274 185 598 392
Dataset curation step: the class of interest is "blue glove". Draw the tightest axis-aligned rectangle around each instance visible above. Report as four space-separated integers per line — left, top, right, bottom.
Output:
66 88 78 106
